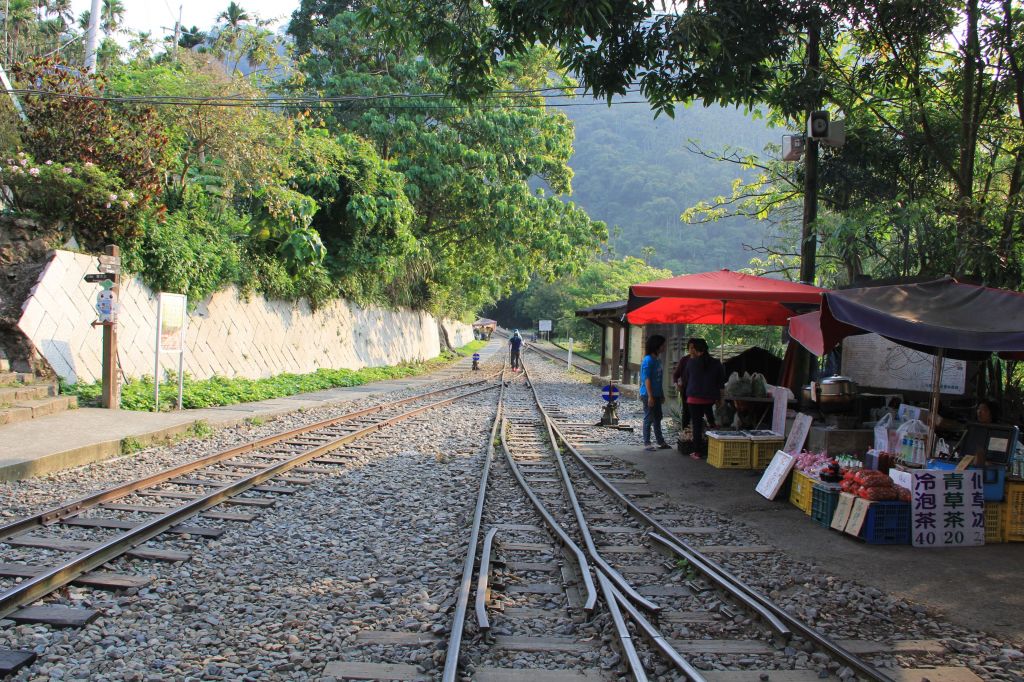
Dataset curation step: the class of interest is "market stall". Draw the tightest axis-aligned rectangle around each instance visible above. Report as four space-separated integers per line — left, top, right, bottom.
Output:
472 318 497 340
626 269 825 456
779 277 1024 546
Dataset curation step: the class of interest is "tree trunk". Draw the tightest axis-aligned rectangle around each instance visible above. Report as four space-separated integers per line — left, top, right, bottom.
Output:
954 0 981 275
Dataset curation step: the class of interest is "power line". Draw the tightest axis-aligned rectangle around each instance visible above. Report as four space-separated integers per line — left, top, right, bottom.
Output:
0 85 650 110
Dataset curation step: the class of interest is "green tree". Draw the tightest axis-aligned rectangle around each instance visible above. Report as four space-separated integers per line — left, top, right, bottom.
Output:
288 8 606 315
178 25 207 49
517 256 672 347
101 0 125 35
218 2 251 28
13 57 169 247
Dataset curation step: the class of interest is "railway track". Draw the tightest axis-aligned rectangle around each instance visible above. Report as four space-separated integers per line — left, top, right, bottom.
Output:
0 368 502 675
525 343 598 376
445 359 899 681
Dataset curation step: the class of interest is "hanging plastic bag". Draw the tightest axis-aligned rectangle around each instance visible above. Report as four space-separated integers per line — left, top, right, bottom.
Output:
874 413 894 452
896 418 929 465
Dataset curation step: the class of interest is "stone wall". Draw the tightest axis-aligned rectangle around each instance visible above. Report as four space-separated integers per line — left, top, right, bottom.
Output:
18 250 474 383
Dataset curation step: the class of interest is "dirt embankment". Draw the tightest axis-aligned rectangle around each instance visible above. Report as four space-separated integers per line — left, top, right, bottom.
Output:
0 215 63 375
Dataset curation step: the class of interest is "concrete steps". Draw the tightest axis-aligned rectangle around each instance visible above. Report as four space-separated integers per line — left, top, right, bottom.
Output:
0 374 76 426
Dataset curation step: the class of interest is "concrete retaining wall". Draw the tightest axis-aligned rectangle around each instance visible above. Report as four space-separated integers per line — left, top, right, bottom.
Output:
17 250 474 383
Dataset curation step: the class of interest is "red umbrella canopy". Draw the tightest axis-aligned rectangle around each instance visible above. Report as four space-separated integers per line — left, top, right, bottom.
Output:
627 269 825 326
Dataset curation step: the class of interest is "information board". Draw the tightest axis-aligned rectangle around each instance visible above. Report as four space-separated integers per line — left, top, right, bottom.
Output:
842 333 966 394
158 293 187 352
155 292 188 410
911 469 984 547
755 451 795 500
538 319 552 332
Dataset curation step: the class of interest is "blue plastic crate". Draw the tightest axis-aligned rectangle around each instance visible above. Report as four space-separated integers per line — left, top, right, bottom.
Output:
927 460 1005 501
811 483 841 528
980 465 1006 502
859 501 911 545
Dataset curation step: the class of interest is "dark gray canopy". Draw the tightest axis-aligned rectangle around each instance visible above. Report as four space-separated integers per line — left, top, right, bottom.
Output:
789 277 1024 360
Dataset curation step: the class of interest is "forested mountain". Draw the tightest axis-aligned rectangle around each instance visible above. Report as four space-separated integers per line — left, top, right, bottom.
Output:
562 99 776 274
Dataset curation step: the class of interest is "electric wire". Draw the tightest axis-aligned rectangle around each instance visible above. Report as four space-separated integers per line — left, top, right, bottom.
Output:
0 83 652 109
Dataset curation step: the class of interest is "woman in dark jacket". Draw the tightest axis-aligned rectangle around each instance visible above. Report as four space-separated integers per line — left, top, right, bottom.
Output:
683 338 726 460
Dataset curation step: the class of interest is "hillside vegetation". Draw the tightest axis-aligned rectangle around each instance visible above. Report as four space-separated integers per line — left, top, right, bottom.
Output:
566 100 775 273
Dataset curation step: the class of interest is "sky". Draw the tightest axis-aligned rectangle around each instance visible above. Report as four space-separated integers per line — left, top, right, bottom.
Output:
69 0 296 42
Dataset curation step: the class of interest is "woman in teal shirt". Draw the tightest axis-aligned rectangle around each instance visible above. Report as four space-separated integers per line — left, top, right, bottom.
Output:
639 334 670 451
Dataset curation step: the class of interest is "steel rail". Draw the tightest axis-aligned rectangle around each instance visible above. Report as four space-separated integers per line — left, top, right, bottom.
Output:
474 527 499 631
0 382 499 621
520 360 660 614
607 579 708 682
647 533 895 682
524 343 597 375
540 416 896 682
550 419 792 636
441 364 507 682
594 570 648 682
498 411 598 612
0 372 500 541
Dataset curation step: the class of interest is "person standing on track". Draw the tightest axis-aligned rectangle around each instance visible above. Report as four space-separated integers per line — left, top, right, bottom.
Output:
683 337 726 460
639 334 671 451
509 329 523 370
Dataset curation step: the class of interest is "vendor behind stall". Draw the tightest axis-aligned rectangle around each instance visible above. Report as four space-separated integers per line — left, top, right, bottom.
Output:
955 399 1004 466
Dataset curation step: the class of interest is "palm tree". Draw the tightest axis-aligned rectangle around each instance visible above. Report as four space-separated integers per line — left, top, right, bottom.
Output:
5 0 37 61
129 30 154 59
48 0 73 31
100 0 125 36
218 2 250 29
178 26 207 50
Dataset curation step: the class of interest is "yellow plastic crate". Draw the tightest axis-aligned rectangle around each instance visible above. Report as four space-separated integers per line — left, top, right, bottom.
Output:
789 470 816 515
985 502 1006 544
750 439 785 469
1005 482 1024 542
707 433 751 469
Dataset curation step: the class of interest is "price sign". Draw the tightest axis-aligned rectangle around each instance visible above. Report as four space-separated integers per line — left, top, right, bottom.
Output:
911 469 984 547
755 451 795 500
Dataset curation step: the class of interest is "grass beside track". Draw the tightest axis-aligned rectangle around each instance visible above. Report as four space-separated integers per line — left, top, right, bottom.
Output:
549 338 601 364
62 340 488 412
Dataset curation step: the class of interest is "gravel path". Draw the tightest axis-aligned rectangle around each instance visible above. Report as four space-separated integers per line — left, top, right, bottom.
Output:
3 354 1023 681
1 367 501 681
524 356 1024 681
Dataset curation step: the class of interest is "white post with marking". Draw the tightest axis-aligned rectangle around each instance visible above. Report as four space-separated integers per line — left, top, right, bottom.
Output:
568 337 573 371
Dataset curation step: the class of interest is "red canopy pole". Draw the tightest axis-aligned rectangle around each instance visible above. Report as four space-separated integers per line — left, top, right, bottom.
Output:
720 300 726 360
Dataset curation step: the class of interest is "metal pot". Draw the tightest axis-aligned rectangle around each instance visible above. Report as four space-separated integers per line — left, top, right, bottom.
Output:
818 375 857 397
802 375 858 411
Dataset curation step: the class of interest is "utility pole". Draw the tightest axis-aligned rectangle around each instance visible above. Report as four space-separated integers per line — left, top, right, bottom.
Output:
83 0 101 73
799 15 821 286
793 14 822 394
173 4 182 60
